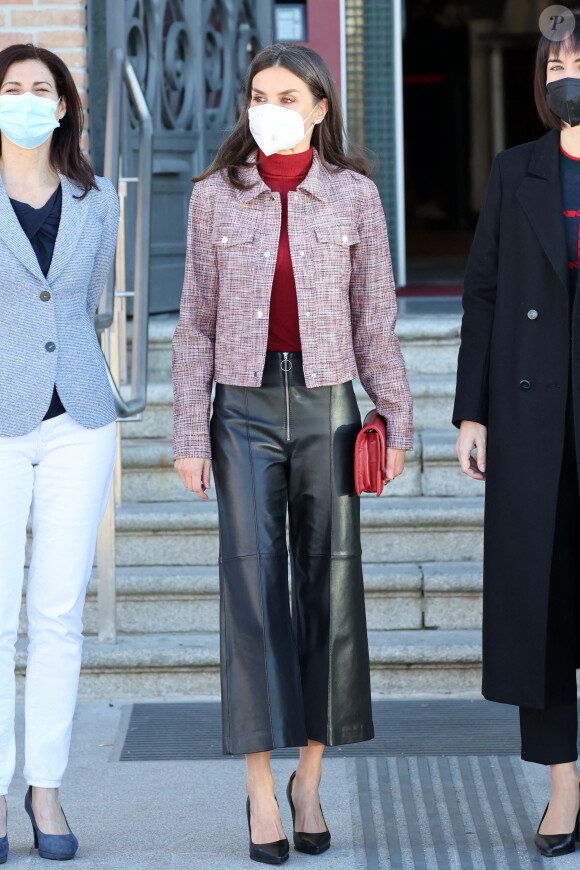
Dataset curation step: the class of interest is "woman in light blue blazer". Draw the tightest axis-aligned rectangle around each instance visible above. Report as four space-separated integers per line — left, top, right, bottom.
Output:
0 44 119 862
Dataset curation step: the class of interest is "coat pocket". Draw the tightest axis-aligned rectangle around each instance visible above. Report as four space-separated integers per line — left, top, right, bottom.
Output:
211 227 255 248
313 225 360 282
211 227 256 289
313 226 360 247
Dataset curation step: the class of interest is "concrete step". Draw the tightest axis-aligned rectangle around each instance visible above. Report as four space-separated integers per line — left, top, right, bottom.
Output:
120 429 482 502
423 561 483 630
139 312 462 381
103 497 483 567
81 563 425 634
120 375 456 441
18 560 484 636
24 495 484 568
120 437 423 502
396 314 461 375
14 628 482 698
421 428 484 498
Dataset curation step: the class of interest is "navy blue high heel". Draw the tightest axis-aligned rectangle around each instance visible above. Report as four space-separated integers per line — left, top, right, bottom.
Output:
0 796 7 864
24 787 78 861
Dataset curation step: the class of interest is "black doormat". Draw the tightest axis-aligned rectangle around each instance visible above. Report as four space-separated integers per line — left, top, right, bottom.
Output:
116 698 533 762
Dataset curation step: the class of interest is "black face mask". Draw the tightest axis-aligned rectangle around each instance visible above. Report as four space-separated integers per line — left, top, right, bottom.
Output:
547 77 580 127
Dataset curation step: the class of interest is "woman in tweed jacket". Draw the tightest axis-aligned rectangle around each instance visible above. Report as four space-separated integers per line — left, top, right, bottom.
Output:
0 45 119 862
173 43 413 864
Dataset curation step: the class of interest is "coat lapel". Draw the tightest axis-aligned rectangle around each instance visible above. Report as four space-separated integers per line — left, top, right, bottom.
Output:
516 129 569 294
0 171 90 284
47 172 90 283
0 172 45 281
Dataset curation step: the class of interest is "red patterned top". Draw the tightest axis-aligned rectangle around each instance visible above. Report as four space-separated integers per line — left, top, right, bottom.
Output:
257 147 313 351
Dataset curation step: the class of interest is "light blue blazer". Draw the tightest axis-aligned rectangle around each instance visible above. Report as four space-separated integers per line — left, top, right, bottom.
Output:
0 172 119 436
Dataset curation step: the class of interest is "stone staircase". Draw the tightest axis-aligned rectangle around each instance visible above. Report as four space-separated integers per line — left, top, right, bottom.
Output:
17 312 486 698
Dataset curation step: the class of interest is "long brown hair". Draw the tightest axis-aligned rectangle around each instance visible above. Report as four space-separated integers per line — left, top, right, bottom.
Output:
534 9 580 130
195 42 371 187
0 43 97 198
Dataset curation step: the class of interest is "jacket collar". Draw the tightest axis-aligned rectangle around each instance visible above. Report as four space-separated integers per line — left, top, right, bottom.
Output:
235 147 332 204
47 172 90 283
0 169 90 284
516 128 569 293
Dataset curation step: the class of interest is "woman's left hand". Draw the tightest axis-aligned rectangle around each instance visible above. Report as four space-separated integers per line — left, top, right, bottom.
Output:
384 448 406 484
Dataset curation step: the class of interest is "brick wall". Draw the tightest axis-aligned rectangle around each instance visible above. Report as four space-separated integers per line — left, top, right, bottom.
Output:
0 1 89 148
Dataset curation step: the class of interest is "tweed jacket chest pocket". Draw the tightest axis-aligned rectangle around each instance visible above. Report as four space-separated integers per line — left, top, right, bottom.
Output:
211 226 255 289
313 225 360 282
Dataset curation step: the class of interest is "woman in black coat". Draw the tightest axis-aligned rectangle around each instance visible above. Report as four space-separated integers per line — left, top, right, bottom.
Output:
454 11 580 859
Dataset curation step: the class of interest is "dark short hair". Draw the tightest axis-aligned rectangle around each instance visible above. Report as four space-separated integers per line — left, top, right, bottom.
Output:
535 8 580 129
0 43 97 198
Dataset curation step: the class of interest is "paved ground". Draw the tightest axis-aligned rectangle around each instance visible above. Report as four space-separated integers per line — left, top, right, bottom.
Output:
2 697 577 869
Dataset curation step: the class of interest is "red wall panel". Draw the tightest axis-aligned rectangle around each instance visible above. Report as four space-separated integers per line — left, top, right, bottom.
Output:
299 0 342 95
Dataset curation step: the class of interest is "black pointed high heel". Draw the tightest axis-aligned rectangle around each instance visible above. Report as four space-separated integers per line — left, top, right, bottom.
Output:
534 784 580 858
287 771 331 855
246 796 289 865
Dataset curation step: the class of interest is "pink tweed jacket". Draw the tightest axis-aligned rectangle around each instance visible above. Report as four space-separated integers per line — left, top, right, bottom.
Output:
172 149 414 459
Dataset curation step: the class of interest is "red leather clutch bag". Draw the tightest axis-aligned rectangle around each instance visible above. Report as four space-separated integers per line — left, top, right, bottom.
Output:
354 409 387 497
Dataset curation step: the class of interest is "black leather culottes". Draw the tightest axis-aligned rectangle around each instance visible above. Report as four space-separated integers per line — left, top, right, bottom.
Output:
210 351 374 755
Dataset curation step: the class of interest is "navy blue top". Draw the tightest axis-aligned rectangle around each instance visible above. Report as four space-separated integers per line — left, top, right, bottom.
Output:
10 184 65 420
559 145 580 303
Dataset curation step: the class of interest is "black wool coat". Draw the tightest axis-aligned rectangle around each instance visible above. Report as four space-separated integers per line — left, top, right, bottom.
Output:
453 128 580 709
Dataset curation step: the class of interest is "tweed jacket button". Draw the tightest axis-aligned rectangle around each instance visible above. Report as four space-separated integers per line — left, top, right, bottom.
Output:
342 234 348 243
221 236 228 244
257 310 263 318
263 251 270 257
45 341 56 353
299 250 305 256
40 290 51 302
519 379 531 391
305 311 311 317
527 309 538 320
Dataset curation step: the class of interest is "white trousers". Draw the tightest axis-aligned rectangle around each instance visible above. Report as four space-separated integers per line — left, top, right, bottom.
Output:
0 412 116 793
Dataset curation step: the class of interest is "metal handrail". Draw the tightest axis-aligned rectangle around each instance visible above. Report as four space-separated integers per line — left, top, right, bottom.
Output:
96 47 153 419
95 48 153 643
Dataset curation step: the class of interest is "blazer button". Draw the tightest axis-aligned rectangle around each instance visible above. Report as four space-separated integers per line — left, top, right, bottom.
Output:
527 309 538 320
45 341 56 353
40 290 51 302
519 379 531 391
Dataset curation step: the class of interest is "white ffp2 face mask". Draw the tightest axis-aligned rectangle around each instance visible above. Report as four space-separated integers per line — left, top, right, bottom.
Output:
0 91 61 150
248 102 320 156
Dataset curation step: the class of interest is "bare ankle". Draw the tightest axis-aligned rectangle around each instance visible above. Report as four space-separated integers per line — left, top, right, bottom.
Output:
550 763 580 786
246 775 275 797
295 768 321 789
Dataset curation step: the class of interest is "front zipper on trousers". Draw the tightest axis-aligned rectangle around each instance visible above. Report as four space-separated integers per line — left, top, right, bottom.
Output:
281 352 291 441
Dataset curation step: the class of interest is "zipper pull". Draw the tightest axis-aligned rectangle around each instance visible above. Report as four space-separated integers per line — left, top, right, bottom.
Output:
281 352 292 372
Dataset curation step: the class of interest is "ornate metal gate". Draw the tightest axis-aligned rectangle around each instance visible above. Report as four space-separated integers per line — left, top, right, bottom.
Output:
101 0 273 312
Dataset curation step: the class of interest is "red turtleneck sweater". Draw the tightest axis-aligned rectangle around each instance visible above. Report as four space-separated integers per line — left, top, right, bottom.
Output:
257 147 313 351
